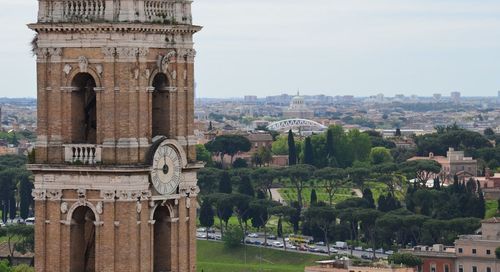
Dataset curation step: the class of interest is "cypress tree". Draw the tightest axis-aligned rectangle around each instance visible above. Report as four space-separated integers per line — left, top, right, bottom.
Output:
326 128 334 159
219 171 232 194
304 137 314 165
199 199 215 239
277 217 283 238
208 121 213 131
477 188 486 219
362 188 376 209
378 195 387 212
238 176 254 197
310 189 318 206
433 177 441 190
288 130 297 165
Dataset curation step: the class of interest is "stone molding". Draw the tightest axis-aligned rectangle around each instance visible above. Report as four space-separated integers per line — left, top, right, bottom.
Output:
46 189 62 201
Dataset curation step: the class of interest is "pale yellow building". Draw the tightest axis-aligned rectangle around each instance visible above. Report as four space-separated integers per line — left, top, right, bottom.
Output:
455 218 500 272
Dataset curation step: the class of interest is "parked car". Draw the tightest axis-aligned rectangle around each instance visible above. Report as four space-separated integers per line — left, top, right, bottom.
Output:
196 232 206 239
365 248 374 252
385 250 394 255
25 217 35 225
329 247 339 254
286 244 297 250
197 227 206 232
334 241 348 249
375 248 384 254
247 233 259 238
361 254 371 260
354 246 363 251
268 235 277 240
272 241 284 248
315 241 325 246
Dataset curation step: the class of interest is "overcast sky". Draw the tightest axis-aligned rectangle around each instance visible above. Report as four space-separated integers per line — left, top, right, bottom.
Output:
1 0 500 98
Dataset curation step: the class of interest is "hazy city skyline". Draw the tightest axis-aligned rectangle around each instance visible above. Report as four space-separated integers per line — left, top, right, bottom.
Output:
2 0 500 98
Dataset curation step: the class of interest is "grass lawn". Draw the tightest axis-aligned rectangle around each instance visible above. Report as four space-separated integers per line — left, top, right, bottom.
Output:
485 200 499 219
279 187 356 206
364 181 405 201
197 240 325 272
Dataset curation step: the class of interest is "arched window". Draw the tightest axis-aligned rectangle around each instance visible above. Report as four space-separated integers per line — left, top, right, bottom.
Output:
152 73 171 139
71 73 97 144
70 206 96 272
153 205 172 272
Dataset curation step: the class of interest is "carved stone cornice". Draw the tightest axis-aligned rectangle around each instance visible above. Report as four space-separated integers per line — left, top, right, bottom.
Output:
28 23 203 35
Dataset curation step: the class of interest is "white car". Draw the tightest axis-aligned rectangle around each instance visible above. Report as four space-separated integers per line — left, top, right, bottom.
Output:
247 233 259 238
25 217 35 225
329 247 339 254
375 248 384 253
272 241 284 248
385 250 394 255
196 232 207 239
286 244 297 250
196 227 206 232
365 248 374 252
354 246 363 251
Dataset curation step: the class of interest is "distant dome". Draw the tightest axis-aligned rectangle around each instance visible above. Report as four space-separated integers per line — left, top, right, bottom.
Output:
289 93 306 109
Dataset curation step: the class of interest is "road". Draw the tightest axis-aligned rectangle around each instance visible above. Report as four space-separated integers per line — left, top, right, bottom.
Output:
197 231 389 259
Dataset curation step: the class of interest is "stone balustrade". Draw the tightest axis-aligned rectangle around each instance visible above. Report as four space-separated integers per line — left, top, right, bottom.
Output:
37 0 192 24
63 0 106 22
64 144 102 164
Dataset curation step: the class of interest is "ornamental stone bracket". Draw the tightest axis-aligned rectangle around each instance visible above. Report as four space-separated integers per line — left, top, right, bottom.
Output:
116 190 152 201
32 189 46 201
46 189 62 201
179 183 199 197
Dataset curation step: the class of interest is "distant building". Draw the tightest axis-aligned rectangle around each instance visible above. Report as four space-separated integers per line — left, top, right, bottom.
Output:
244 95 258 103
245 132 273 153
283 93 314 119
451 92 461 104
408 148 477 182
403 218 500 272
400 244 456 272
305 259 416 272
454 217 500 272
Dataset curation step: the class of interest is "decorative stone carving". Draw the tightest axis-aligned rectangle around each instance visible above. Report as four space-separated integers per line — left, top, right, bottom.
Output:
60 202 68 214
186 49 196 63
171 70 177 80
183 69 187 80
186 198 191 209
96 202 103 214
102 47 116 57
116 47 139 59
78 56 89 73
100 190 116 201
157 51 176 73
138 48 149 58
46 189 62 201
95 64 103 75
32 189 46 200
63 64 72 75
35 48 49 58
145 69 151 80
77 188 86 202
133 68 140 80
136 202 142 214
48 48 63 57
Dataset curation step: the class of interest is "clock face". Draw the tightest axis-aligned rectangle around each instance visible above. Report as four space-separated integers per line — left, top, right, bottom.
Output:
151 144 182 195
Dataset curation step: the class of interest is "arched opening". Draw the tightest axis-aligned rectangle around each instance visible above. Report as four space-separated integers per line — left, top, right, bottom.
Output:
153 205 172 272
71 73 97 144
70 206 96 272
152 73 171 139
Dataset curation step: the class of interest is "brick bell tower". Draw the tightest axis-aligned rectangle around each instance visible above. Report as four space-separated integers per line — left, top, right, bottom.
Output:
27 1 202 271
